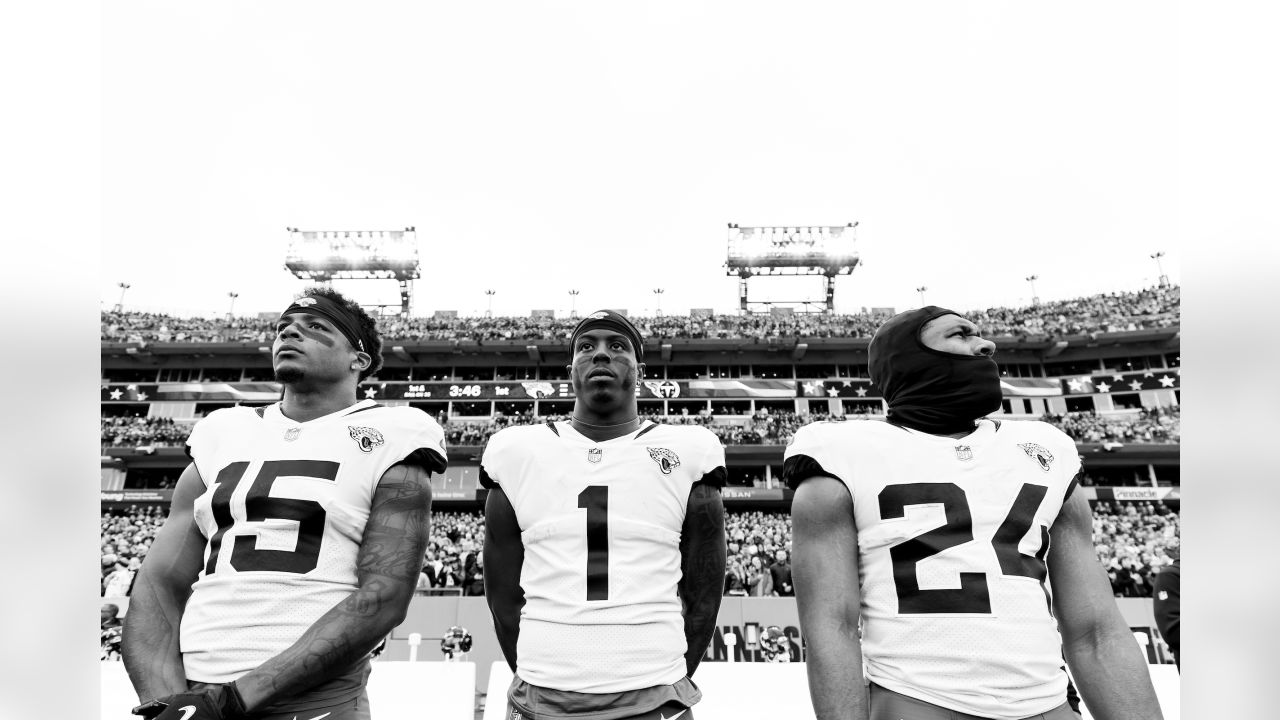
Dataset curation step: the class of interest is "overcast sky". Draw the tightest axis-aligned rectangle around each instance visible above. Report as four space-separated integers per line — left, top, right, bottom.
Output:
102 2 1179 320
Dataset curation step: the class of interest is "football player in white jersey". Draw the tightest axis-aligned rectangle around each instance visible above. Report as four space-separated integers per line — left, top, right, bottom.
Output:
481 309 727 720
123 288 447 720
785 307 1162 720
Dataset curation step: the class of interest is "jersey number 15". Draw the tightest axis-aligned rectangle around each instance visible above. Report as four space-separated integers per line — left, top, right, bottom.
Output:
203 460 339 575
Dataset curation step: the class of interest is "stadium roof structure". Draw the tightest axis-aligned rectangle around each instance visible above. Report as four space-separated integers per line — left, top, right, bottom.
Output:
725 223 860 313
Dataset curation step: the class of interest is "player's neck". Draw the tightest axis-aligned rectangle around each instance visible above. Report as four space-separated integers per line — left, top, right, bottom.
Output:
570 406 642 442
280 387 361 423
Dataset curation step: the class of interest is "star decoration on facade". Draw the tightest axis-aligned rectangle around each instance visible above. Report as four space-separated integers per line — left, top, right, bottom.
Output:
1112 375 1125 382
364 387 378 398
136 392 148 401
827 388 840 397
842 380 853 387
803 381 824 396
1158 376 1176 387
1067 378 1086 392
1128 380 1144 391
1096 381 1112 393
110 389 123 400
1143 371 1154 378
854 387 868 397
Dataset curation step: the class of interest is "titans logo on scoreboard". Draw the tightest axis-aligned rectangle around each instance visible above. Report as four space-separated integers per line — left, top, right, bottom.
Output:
643 380 681 398
348 426 386 453
647 447 681 475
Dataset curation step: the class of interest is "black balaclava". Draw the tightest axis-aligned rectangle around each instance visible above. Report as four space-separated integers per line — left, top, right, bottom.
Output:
868 305 1002 436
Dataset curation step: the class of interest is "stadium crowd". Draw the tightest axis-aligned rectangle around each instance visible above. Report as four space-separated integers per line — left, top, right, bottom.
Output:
1092 501 1181 598
101 285 1179 344
1046 406 1180 444
101 503 1177 601
99 505 166 598
103 407 1182 450
101 416 189 448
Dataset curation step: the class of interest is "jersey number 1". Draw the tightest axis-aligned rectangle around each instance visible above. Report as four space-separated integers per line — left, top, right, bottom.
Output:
880 482 1051 614
578 486 609 601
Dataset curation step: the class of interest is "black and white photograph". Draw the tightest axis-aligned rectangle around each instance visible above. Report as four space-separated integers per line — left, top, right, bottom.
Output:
9 1 1279 719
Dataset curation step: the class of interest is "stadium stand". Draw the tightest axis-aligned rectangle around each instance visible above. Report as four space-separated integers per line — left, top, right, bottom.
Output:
101 408 1181 448
101 285 1177 343
102 505 1178 600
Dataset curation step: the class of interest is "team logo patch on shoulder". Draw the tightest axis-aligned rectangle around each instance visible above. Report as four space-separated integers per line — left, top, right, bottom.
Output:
349 426 385 453
647 447 681 474
1018 442 1055 471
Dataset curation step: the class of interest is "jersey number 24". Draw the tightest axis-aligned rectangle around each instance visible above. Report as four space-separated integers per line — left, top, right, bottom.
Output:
881 482 1051 615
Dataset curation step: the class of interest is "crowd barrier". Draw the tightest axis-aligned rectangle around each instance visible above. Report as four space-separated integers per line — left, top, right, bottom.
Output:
102 596 1176 718
102 659 1176 720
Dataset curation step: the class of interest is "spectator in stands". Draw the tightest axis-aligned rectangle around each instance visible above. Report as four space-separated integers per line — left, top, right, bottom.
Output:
746 555 773 597
724 560 749 597
102 560 136 598
102 603 124 660
463 547 485 597
769 549 793 597
1152 552 1180 670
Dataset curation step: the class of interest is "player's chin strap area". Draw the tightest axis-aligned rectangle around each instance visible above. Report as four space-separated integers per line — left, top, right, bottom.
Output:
132 681 249 720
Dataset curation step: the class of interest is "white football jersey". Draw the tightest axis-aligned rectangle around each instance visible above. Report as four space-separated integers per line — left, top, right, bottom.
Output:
784 419 1080 720
181 400 447 683
480 420 726 693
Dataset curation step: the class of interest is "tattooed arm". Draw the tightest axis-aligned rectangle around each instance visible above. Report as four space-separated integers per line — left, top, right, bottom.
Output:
482 486 524 673
678 479 727 678
231 462 433 712
123 463 208 701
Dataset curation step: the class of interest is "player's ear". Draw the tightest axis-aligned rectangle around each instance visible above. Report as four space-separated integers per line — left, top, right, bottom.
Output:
636 361 646 383
351 351 372 372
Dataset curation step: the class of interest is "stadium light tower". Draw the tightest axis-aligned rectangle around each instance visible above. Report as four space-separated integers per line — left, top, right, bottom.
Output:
916 286 927 306
725 222 861 314
115 282 131 312
284 228 421 318
568 289 580 319
226 291 239 320
653 288 664 316
485 289 496 318
1025 275 1040 306
1150 251 1169 288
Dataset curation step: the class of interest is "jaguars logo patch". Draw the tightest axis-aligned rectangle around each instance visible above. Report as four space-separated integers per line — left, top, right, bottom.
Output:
647 447 681 475
1018 442 1054 472
349 426 385 453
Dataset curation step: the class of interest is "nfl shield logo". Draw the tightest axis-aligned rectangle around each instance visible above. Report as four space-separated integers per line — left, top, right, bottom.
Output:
587 448 602 463
955 445 973 461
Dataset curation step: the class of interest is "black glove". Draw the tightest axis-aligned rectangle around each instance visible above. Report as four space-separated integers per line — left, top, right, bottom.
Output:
132 682 249 720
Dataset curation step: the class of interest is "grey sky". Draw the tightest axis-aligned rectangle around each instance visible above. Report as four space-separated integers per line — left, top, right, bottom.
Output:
102 2 1179 320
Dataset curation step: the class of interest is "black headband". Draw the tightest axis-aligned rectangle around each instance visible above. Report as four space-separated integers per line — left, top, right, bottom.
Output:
279 294 370 354
570 309 644 360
